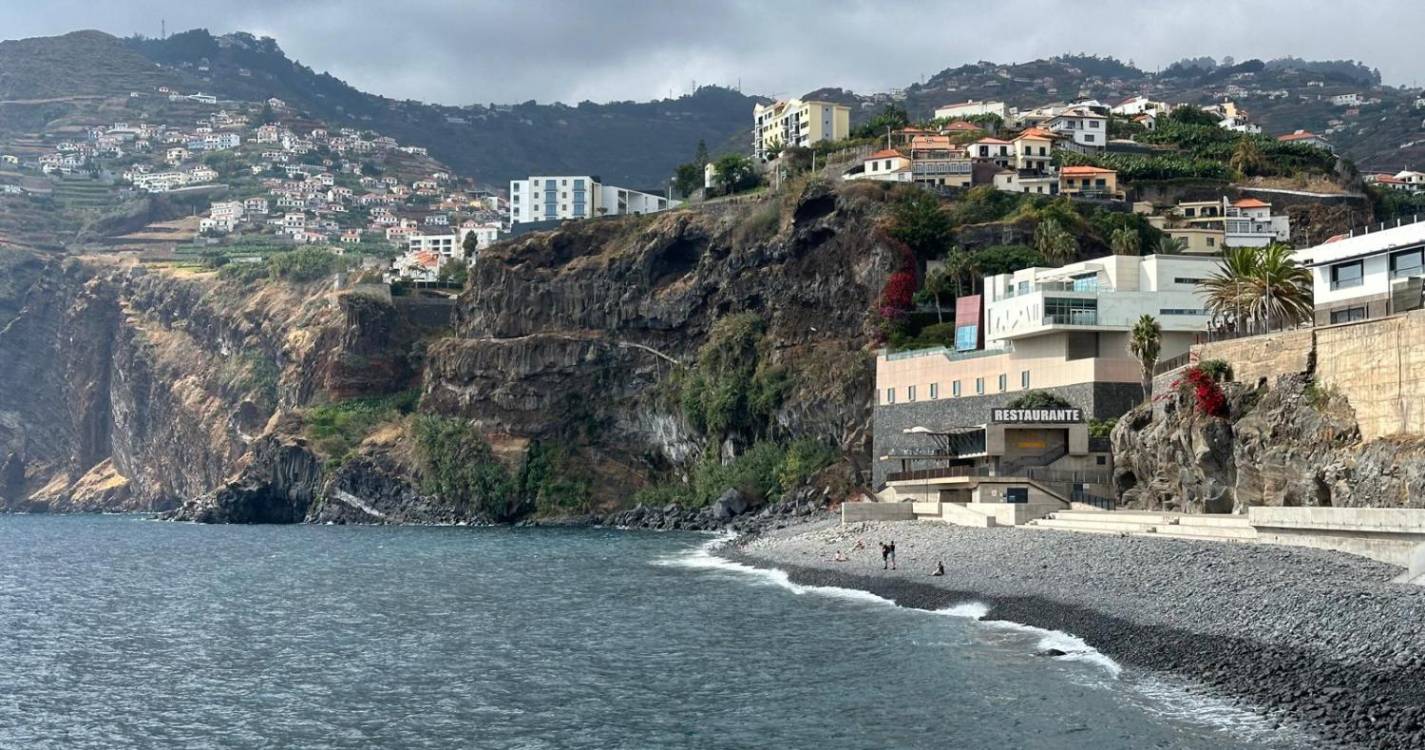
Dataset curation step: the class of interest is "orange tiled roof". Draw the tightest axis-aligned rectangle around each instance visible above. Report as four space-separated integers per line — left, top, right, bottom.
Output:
1059 165 1116 176
867 149 905 160
975 137 1012 145
1277 130 1321 142
1014 127 1057 140
1232 198 1271 208
943 120 983 132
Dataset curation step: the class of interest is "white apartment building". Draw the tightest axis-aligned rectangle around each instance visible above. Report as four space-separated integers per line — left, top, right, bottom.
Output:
1047 107 1108 152
1110 96 1167 117
982 253 1217 352
209 200 244 223
408 232 460 258
508 176 678 225
1292 219 1425 325
933 100 1008 121
752 98 850 160
1223 198 1290 247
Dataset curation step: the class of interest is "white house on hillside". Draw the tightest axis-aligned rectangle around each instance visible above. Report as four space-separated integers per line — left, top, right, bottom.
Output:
508 176 678 225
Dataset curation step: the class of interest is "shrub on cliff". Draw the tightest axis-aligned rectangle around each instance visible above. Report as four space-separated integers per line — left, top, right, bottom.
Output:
267 247 347 283
413 415 522 521
1179 366 1228 417
680 314 789 442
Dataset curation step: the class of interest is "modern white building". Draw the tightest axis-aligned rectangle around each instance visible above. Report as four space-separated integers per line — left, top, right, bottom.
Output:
1292 219 1425 325
1046 107 1108 152
982 254 1218 351
508 176 678 225
933 100 1008 121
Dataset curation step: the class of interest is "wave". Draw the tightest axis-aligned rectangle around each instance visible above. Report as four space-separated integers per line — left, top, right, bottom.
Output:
936 601 1122 677
656 536 896 606
663 538 1119 677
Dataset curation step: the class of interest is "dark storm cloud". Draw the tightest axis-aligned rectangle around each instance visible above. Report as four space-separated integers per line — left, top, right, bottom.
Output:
3 0 1424 104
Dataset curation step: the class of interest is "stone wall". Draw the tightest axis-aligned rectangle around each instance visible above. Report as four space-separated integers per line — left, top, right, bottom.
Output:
1316 311 1425 440
872 382 1139 486
1193 328 1314 386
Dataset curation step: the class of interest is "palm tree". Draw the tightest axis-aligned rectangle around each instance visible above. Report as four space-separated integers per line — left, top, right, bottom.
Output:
1156 236 1189 255
1229 136 1266 177
922 267 953 324
1248 243 1314 331
1034 217 1078 266
943 245 978 295
1109 227 1142 256
1200 244 1313 335
1129 314 1162 402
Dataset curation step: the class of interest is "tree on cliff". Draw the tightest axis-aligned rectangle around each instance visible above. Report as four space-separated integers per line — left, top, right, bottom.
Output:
1129 314 1162 402
889 191 953 259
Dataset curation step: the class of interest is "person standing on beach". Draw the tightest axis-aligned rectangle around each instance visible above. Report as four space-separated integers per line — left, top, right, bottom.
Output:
889 540 897 570
880 543 890 569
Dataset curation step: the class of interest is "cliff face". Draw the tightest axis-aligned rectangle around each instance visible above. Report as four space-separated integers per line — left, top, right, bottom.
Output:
2 183 894 523
423 183 894 504
1112 374 1425 512
0 256 430 513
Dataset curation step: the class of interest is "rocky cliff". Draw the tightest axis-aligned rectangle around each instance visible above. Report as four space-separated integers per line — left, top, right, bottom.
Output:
0 254 432 513
3 182 897 524
1112 372 1425 512
422 181 895 507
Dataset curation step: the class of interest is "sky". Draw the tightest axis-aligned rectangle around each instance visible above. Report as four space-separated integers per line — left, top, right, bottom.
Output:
2 0 1423 105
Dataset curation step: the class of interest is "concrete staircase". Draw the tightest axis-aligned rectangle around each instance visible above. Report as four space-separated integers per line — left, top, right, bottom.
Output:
1028 510 1259 543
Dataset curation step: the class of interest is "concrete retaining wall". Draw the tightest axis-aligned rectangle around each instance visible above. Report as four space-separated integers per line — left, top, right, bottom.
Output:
1248 506 1425 567
1315 311 1425 440
842 502 915 523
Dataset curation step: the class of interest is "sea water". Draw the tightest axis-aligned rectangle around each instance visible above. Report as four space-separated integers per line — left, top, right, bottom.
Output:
0 516 1307 749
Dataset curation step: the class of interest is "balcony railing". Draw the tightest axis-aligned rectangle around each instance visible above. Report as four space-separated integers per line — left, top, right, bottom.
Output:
1043 311 1100 326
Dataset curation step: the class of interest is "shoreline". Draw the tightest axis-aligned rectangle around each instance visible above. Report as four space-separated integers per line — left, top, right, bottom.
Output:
722 521 1425 750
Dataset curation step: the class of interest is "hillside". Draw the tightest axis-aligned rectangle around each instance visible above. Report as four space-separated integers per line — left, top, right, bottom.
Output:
7 32 1425 188
123 30 760 188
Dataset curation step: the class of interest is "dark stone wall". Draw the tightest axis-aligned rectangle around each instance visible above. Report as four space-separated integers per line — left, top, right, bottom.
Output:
872 382 1141 486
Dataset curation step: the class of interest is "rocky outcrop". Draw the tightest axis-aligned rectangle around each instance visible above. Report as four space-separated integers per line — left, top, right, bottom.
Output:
425 182 894 504
166 430 325 523
1113 373 1425 512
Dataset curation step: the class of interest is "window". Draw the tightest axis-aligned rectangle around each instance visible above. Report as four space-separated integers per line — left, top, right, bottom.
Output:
1330 306 1367 324
1174 277 1208 285
1021 370 1030 389
1206 237 1216 247
1005 487 1029 503
975 377 984 395
908 385 917 402
1160 308 1208 316
929 382 939 399
1391 248 1423 278
885 388 895 404
998 374 1007 392
1330 261 1363 290
952 380 961 397
1084 134 1096 142
1090 120 1101 128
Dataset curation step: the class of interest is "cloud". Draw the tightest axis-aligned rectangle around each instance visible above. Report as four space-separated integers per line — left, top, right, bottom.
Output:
1 0 1423 104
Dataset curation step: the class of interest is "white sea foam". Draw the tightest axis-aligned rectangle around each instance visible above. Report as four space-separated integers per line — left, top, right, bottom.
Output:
935 601 1122 677
665 540 1120 677
656 537 896 606
1126 675 1310 747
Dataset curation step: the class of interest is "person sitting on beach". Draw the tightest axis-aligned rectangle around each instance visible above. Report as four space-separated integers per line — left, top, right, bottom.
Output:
931 561 944 577
853 538 865 551
833 550 847 562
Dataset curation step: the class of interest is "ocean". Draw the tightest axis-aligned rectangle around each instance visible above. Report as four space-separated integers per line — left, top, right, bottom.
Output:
0 515 1306 748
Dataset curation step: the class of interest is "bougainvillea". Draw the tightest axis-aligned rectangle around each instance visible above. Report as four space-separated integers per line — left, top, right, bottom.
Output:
1182 366 1228 417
